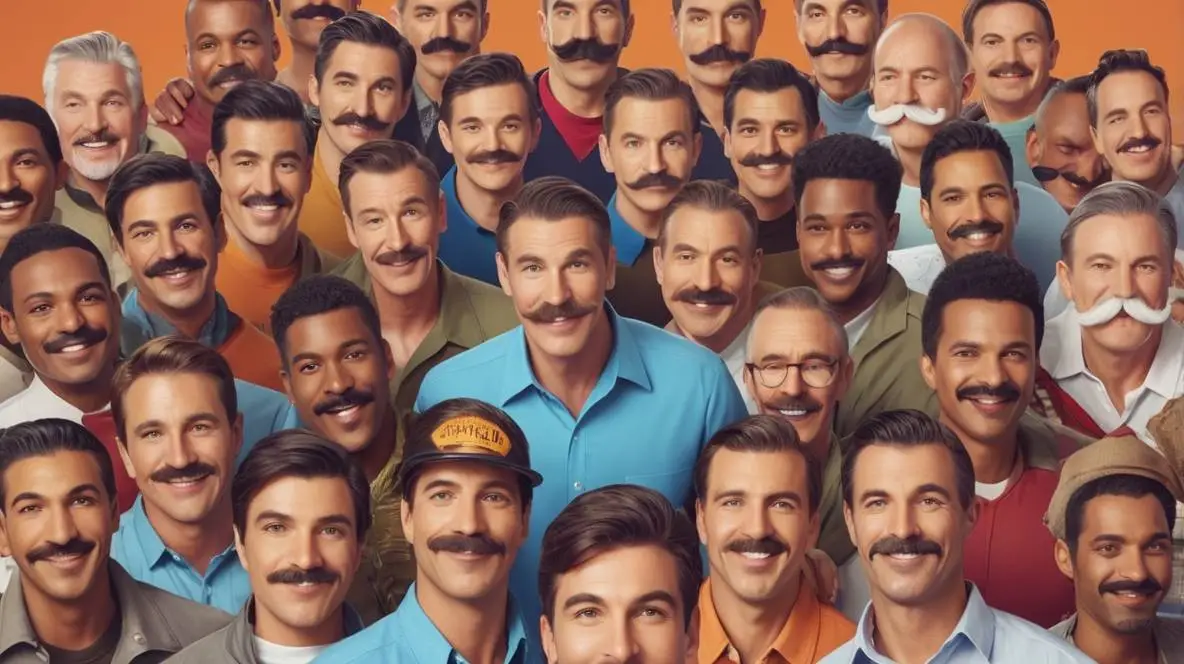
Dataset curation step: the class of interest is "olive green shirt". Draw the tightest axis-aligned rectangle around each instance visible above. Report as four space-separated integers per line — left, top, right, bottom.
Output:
818 432 855 566
760 249 812 289
607 240 671 327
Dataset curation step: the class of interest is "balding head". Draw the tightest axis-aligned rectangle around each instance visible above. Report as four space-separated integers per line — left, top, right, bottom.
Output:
875 13 969 84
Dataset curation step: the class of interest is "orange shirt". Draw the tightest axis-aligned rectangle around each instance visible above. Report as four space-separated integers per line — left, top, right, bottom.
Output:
218 319 285 393
216 232 338 332
296 144 355 259
698 575 854 664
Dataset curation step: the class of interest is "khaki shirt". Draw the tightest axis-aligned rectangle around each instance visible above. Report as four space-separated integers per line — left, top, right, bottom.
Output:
760 249 812 289
818 432 855 566
608 240 671 327
166 598 364 663
1051 613 1184 664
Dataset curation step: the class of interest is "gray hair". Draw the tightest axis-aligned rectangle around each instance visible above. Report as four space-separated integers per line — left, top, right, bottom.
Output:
1060 181 1178 261
746 287 850 359
43 31 144 114
876 13 970 85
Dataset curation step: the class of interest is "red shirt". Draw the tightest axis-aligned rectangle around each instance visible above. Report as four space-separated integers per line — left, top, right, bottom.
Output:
158 97 213 163
538 70 603 159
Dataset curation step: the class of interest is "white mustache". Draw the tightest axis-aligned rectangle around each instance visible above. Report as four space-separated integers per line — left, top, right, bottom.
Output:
1076 297 1173 327
867 104 949 127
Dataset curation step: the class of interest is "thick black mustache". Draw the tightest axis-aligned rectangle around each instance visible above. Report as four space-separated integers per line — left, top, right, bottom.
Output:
467 149 521 165
956 382 1022 403
73 130 119 147
209 63 257 89
868 535 942 559
688 44 751 66
313 386 375 417
375 245 428 266
551 38 620 63
26 538 95 565
625 171 682 190
809 256 864 271
1099 577 1163 596
523 299 598 324
989 63 1033 78
1031 166 1109 189
291 3 345 20
805 38 868 58
331 112 391 133
674 288 736 306
43 325 108 355
738 152 793 168
267 566 341 585
428 533 506 556
726 537 786 556
149 462 216 484
1118 136 1162 153
0 187 34 206
947 219 1005 241
422 36 473 55
765 396 823 413
144 254 207 279
242 192 294 209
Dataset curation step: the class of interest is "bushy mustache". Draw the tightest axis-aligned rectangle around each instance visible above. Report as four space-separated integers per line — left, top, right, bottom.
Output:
266 566 341 585
1076 297 1172 327
313 386 375 417
149 462 216 485
522 299 598 324
144 254 207 279
805 38 868 58
946 219 1005 241
688 44 751 66
427 533 506 556
422 36 473 55
209 63 258 89
868 534 942 559
551 38 620 63
43 324 108 355
867 104 948 127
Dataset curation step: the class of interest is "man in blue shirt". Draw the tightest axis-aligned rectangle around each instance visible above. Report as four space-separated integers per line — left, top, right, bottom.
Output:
416 176 748 636
793 0 886 137
314 398 542 664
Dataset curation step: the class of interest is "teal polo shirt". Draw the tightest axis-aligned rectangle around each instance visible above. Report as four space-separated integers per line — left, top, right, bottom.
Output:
312 584 536 664
437 166 500 286
818 89 875 137
607 192 647 266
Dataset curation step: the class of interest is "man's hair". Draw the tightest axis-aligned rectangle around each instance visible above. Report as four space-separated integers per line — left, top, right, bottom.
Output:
314 10 416 94
0 95 63 165
269 275 384 368
337 139 440 218
921 252 1043 358
0 419 117 511
0 224 112 314
724 58 820 133
920 120 1014 202
693 414 822 514
211 80 316 156
1087 49 1170 127
748 286 850 358
1060 181 1177 263
232 429 372 542
43 31 144 115
539 484 702 627
111 336 238 443
674 0 760 13
440 52 539 126
1064 474 1177 556
1033 75 1091 129
792 133 902 220
841 409 976 509
603 68 700 140
658 180 758 253
104 154 221 244
496 176 612 258
961 0 1055 43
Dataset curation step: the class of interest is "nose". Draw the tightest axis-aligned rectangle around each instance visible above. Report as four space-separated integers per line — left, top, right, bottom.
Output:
979 354 1007 389
48 503 82 545
435 9 455 38
574 11 594 40
83 102 105 135
603 618 640 662
1003 40 1020 64
384 214 411 252
645 142 666 174
1116 548 1153 583
454 494 489 535
0 162 16 193
543 265 573 306
322 359 354 395
757 128 778 156
822 227 851 259
156 228 182 260
295 529 326 571
216 41 244 68
164 432 200 470
888 502 920 538
710 15 725 45
825 13 846 40
965 194 987 222
777 365 806 397
255 163 280 196
694 255 720 291
742 503 773 539
355 87 375 118
54 299 88 335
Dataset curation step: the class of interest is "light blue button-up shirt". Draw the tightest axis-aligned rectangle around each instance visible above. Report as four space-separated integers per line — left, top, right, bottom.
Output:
607 192 648 267
311 583 537 664
437 166 501 286
110 497 250 615
820 584 1094 663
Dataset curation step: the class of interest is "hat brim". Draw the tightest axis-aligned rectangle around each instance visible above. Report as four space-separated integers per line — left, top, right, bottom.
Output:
398 453 544 488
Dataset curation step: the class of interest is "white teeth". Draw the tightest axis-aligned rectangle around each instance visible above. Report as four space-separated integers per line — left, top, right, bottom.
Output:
756 164 780 171
1125 145 1152 153
824 267 856 278
889 553 920 559
81 141 111 149
779 409 808 417
551 317 568 323
61 344 87 353
250 204 279 211
966 231 993 240
0 201 22 210
740 551 771 560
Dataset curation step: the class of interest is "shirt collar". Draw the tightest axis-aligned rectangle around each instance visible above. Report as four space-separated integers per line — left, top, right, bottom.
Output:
698 574 825 664
127 495 171 568
414 78 438 115
23 374 85 418
121 288 237 354
852 584 996 661
819 88 873 110
396 584 530 664
607 193 649 266
849 268 916 363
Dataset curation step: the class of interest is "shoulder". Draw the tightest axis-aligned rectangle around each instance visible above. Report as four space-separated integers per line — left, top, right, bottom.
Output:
314 616 407 664
135 581 234 643
817 602 858 646
233 380 289 411
0 387 31 427
993 608 1093 660
816 639 858 663
623 318 720 365
452 274 519 331
164 623 234 663
145 124 187 158
1016 182 1070 219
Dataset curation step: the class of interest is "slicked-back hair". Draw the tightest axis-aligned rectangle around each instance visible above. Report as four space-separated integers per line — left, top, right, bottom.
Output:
674 0 760 13
0 419 117 511
658 180 759 253
0 95 63 165
603 68 700 140
104 154 221 245
212 80 316 156
269 275 384 368
1060 181 1177 263
43 31 144 115
539 484 701 627
693 414 822 514
1064 474 1177 555
841 409 975 509
232 429 372 542
748 286 850 359
961 0 1055 43
314 11 416 94
440 52 539 126
921 252 1043 358
496 176 612 259
920 120 1014 202
337 139 440 218
791 133 902 220
724 58 820 133
0 224 112 313
1087 49 1170 128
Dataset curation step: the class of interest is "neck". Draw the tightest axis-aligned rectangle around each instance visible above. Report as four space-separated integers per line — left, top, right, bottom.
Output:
675 304 752 354
278 43 317 103
1138 167 1179 198
981 90 1045 125
942 412 1019 484
373 262 442 368
816 70 871 104
710 575 801 664
612 191 662 240
143 493 234 574
548 66 617 117
455 170 522 233
355 410 399 483
529 309 613 416
689 80 724 133
895 143 924 186
417 583 511 664
24 567 115 651
42 363 116 414
138 289 218 340
68 170 112 210
415 67 444 105
1073 611 1161 664
255 601 344 647
1080 327 1162 411
804 431 834 468
830 273 885 326
317 128 346 188
871 582 969 664
743 187 794 222
225 216 300 269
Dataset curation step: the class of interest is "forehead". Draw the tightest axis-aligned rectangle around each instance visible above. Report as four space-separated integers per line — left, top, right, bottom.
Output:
247 474 357 520
53 59 133 95
123 371 229 421
11 248 106 296
449 82 531 113
187 0 272 35
665 206 749 244
122 180 209 224
971 1 1049 35
800 178 881 217
1080 492 1170 536
410 460 521 496
750 306 844 357
680 0 759 13
223 117 308 152
284 308 376 354
733 86 809 121
1071 212 1168 256
932 150 1009 185
706 446 809 493
324 41 405 82
546 0 624 11
799 0 877 12
611 97 694 135
1096 70 1167 109
937 299 1034 345
3 451 106 506
503 215 605 258
347 167 436 213
554 544 683 604
0 120 49 157
852 443 960 497
1043 92 1088 123
875 22 953 72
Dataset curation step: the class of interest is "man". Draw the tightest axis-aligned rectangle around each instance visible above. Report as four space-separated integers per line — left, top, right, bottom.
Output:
522 0 633 203
104 153 285 392
1026 76 1108 214
722 58 823 288
168 430 370 662
791 133 935 437
694 415 855 663
331 139 518 418
437 52 541 286
0 420 231 662
208 80 335 331
1045 430 1184 663
600 68 701 326
416 176 748 632
794 0 886 137
275 0 359 100
671 0 762 182
539 484 701 663
312 398 541 663
820 410 1092 663
961 0 1061 186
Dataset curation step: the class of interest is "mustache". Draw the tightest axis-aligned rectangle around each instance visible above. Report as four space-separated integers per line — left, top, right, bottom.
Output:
726 537 787 556
43 325 108 355
428 533 506 556
868 535 943 559
809 256 864 272
25 538 96 565
1118 136 1162 154
738 151 793 168
331 112 391 133
312 387 375 417
946 219 1005 241
867 103 949 127
551 38 620 63
765 395 823 414
291 3 346 20
73 130 119 147
688 44 751 66
1031 166 1108 190
988 62 1034 78
375 245 428 266
148 462 216 485
1099 577 1163 597
956 382 1022 403
1076 296 1173 327
467 149 521 165
522 299 598 324
0 187 34 207
266 566 341 585
242 192 294 209
625 171 682 190
208 63 257 89
674 287 736 306
805 38 868 58
143 254 207 279
422 36 473 55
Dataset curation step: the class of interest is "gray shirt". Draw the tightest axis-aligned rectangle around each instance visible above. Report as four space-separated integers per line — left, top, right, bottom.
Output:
1051 613 1184 664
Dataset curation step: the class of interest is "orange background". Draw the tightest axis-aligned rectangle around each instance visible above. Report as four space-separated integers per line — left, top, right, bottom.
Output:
2 0 1181 127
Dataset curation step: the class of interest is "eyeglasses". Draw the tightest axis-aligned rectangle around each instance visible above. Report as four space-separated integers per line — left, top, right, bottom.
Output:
745 358 839 389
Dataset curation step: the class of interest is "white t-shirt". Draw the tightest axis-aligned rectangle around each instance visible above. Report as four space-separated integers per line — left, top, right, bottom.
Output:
845 300 879 350
253 637 327 664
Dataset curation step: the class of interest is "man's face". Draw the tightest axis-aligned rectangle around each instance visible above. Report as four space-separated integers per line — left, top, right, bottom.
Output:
1092 71 1173 187
1027 92 1106 213
117 371 242 529
724 87 816 209
401 461 527 602
967 2 1058 114
50 59 147 185
541 544 697 664
872 22 969 151
600 97 700 216
0 121 63 245
345 167 445 299
309 42 408 156
920 150 1018 262
656 206 759 349
280 0 357 50
496 215 613 362
281 308 393 454
397 0 487 83
0 248 120 393
673 0 763 90
745 307 851 450
210 118 311 251
797 178 897 312
440 83 540 196
0 451 116 606
186 0 280 105
116 181 220 320
796 0 882 87
844 443 974 608
921 299 1035 447
236 475 362 642
538 0 631 93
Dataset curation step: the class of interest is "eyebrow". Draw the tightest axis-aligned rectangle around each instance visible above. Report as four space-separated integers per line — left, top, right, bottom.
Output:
126 212 200 235
22 281 108 305
631 590 679 609
195 28 262 43
563 592 605 610
916 483 952 500
290 338 370 365
10 483 102 507
132 412 220 436
980 30 1042 42
456 113 528 126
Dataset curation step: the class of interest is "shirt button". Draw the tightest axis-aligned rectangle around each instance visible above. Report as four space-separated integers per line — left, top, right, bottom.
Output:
574 481 583 491
133 633 146 645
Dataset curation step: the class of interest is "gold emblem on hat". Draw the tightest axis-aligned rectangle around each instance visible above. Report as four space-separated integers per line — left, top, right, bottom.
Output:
430 416 511 457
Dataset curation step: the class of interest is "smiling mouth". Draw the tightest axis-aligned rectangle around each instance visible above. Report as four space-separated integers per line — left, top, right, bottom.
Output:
958 230 999 241
0 201 28 211
57 342 96 354
1122 144 1155 154
822 266 859 279
78 140 115 149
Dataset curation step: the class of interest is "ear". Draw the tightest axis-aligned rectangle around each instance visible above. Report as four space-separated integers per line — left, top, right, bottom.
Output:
496 252 514 297
1091 125 1104 158
234 526 248 570
750 248 763 284
652 243 665 287
756 7 767 37
439 120 455 155
919 196 933 231
806 509 821 549
345 209 360 250
389 3 404 30
670 10 680 39
622 11 635 48
691 132 704 169
1054 538 1075 581
480 10 491 42
0 309 20 347
743 364 759 404
695 499 707 546
399 497 415 541
1048 39 1061 71
271 33 282 64
0 512 11 557
231 412 245 459
1025 126 1042 167
1011 187 1021 225
116 437 137 480
605 245 618 291
54 158 70 192
437 191 448 234
920 353 937 391
959 70 976 105
207 150 221 184
1056 259 1074 304
530 117 543 153
308 74 321 108
842 501 858 553
599 134 614 173
885 212 901 250
722 127 733 159
280 366 293 402
685 606 701 661
382 338 396 382
541 614 559 664
834 355 854 401
812 120 827 141
537 9 549 45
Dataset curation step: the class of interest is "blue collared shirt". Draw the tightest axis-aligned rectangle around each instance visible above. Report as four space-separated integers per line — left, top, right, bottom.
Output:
312 583 536 664
819 89 876 137
110 497 251 615
437 166 501 286
415 306 748 635
820 584 1093 664
607 192 648 267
